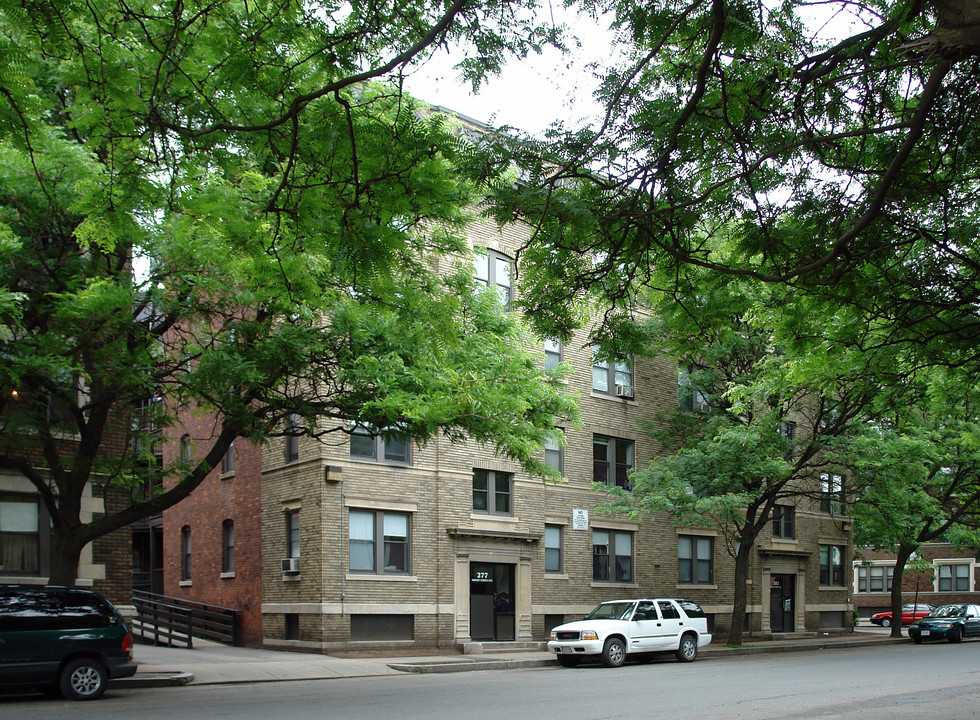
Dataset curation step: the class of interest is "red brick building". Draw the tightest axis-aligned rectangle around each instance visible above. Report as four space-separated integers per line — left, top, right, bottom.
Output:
161 413 264 646
853 543 980 620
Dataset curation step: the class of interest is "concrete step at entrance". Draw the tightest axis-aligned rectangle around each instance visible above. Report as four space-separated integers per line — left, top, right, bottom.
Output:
462 641 548 655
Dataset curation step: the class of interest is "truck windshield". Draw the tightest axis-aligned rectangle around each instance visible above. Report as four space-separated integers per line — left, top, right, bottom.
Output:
585 601 636 621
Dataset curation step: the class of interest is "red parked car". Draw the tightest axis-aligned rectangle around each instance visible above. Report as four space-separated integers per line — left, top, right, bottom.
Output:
870 603 934 627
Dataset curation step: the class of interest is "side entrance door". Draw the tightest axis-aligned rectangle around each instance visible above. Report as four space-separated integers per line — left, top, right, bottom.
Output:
769 574 795 633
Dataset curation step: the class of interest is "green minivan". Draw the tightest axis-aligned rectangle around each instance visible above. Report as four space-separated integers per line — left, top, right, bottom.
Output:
0 585 138 700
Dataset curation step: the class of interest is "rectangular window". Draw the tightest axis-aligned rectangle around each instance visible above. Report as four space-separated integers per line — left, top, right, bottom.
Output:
820 473 844 514
856 565 893 593
349 509 410 574
545 430 563 475
938 564 970 592
593 529 633 582
592 350 633 397
180 526 191 581
285 413 300 462
221 442 235 475
473 248 513 306
350 614 414 641
544 338 562 371
350 423 411 464
678 364 710 412
285 511 300 559
856 565 895 592
222 520 235 574
593 435 633 489
778 421 796 458
545 525 563 573
472 469 512 515
678 535 713 584
0 495 41 575
820 545 845 586
772 505 795 539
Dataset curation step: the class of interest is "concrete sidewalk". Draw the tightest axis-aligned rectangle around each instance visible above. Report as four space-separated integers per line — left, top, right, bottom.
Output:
113 629 909 689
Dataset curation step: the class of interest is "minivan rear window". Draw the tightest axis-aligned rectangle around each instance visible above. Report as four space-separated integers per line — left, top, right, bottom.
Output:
0 590 114 632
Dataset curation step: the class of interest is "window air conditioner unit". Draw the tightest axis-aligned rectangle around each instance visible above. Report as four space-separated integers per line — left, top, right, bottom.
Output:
281 558 300 574
615 385 634 399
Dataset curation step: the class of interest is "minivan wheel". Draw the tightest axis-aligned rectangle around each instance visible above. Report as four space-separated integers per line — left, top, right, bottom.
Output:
59 658 108 700
675 634 698 663
600 638 627 668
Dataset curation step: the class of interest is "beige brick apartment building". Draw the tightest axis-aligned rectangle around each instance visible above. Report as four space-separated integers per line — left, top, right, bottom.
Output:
246 217 853 652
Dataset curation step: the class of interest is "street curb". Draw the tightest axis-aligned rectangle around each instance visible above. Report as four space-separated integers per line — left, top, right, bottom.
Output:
389 658 556 673
701 636 909 656
391 637 907 672
111 672 195 688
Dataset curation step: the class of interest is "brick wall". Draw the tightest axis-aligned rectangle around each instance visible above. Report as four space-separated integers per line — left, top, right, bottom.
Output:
162 411 264 645
252 215 853 650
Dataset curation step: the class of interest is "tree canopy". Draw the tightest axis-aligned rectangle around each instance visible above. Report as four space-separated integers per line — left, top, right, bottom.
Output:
0 0 576 584
597 263 881 643
845 368 980 636
487 0 980 371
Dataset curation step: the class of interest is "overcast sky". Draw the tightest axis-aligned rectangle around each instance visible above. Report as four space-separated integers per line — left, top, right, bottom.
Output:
403 12 612 136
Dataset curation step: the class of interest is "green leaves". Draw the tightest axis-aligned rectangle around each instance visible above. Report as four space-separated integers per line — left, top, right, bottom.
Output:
0 0 574 581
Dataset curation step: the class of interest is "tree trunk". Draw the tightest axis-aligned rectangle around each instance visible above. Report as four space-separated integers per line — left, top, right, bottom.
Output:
48 526 84 586
727 538 754 646
889 544 916 639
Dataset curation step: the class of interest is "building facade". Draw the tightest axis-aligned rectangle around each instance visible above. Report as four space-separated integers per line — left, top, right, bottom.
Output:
1 470 132 605
245 218 853 652
853 543 980 620
160 412 265 645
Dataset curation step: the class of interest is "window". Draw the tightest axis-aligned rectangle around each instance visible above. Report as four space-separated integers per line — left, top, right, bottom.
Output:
180 434 191 462
0 495 41 575
473 248 513 306
544 338 562 371
349 510 410 574
284 613 299 640
772 505 795 539
778 421 796 458
938 564 971 592
658 600 681 620
592 350 633 397
285 510 300 560
856 565 894 593
180 526 191 581
222 442 234 475
545 430 563 475
350 423 410 464
678 364 710 412
593 529 633 582
678 535 713 584
593 435 633 489
285 413 300 462
545 525 563 573
820 545 845 586
222 520 235 574
820 473 844 514
472 469 512 515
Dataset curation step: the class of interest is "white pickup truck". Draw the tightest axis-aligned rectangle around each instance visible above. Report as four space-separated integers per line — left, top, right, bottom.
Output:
548 598 712 667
